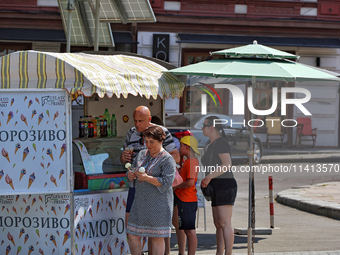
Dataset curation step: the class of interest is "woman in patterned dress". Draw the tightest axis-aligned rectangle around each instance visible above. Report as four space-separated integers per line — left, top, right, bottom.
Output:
126 125 176 255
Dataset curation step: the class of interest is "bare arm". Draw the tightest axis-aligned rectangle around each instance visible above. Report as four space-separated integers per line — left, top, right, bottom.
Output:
168 148 180 164
201 153 232 188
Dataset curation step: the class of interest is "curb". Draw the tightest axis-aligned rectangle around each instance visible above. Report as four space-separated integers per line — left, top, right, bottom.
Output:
261 155 340 164
275 182 340 221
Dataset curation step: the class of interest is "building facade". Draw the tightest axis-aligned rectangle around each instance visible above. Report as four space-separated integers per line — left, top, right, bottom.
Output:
1 0 340 147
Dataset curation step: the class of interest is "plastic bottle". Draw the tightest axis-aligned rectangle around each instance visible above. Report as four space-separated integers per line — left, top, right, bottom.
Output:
95 117 100 137
83 116 89 138
91 116 97 138
88 115 94 138
111 114 117 137
78 116 84 138
104 108 111 137
100 115 107 137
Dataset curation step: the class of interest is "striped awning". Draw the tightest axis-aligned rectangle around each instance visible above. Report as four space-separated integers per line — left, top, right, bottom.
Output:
0 51 185 99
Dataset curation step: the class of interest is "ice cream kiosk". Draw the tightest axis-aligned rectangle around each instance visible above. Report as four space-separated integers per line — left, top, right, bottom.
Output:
0 51 185 255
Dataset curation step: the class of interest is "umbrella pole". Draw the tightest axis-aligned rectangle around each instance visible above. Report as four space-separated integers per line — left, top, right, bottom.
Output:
248 76 256 255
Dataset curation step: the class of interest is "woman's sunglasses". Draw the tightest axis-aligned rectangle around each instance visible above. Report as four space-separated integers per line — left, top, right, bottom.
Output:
202 123 212 128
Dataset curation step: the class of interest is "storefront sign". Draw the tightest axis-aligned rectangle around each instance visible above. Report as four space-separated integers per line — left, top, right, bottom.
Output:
153 34 170 62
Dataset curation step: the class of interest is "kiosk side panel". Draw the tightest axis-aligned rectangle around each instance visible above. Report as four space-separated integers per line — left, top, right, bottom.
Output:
74 190 131 255
0 193 71 254
0 90 72 194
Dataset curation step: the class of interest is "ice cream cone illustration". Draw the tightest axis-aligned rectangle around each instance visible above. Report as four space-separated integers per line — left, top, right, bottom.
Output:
33 143 37 152
15 195 19 201
115 196 119 209
62 231 70 245
7 111 13 124
2 148 10 163
6 245 11 255
50 175 57 187
98 241 103 255
46 110 50 117
24 205 30 215
59 169 65 179
35 97 40 104
28 245 34 255
5 174 14 190
47 148 54 161
20 114 28 126
142 236 147 250
64 248 70 255
15 143 21 154
51 206 56 215
53 111 59 121
27 173 35 189
22 147 29 162
52 248 55 254
107 244 112 255
40 162 45 169
39 248 44 255
96 201 100 213
64 204 70 215
120 241 125 255
90 248 94 255
38 113 44 125
40 206 44 212
36 229 40 237
89 208 93 219
47 162 50 168
28 99 33 108
50 234 57 247
10 98 14 106
81 244 86 255
18 169 26 181
76 223 81 233
31 109 37 119
83 222 87 229
24 234 29 244
75 210 78 220
12 206 17 214
108 201 113 211
16 246 21 255
123 198 126 208
115 237 119 249
59 143 66 159
7 232 15 246
24 96 27 101
19 228 25 239
0 170 4 180
56 230 60 236
31 198 36 206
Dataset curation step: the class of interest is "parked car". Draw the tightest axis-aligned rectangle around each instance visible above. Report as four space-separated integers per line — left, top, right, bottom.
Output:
165 113 262 164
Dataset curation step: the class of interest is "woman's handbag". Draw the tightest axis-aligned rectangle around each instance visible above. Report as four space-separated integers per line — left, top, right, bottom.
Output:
201 182 214 201
172 165 183 187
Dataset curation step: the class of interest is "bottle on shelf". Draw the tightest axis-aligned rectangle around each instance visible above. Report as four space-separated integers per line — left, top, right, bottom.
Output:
99 115 107 137
104 108 111 137
83 116 89 138
88 115 94 138
79 116 84 138
111 114 117 137
92 116 97 138
95 117 100 137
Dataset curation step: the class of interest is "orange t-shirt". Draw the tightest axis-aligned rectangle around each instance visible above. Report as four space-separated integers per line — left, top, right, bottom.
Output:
174 158 199 202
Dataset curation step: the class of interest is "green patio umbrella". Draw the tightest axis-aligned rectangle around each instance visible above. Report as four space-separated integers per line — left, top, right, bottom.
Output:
166 40 340 254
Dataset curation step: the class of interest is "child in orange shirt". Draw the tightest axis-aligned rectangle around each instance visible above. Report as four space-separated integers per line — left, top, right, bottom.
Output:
173 136 200 255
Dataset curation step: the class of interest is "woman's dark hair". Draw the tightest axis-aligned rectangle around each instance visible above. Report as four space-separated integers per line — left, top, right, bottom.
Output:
143 125 166 142
205 116 227 139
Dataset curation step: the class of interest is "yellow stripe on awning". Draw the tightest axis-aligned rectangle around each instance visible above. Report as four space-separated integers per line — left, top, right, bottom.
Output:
0 51 185 99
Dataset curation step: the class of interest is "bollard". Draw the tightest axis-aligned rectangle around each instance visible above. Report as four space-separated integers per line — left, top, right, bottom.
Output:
268 176 274 228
